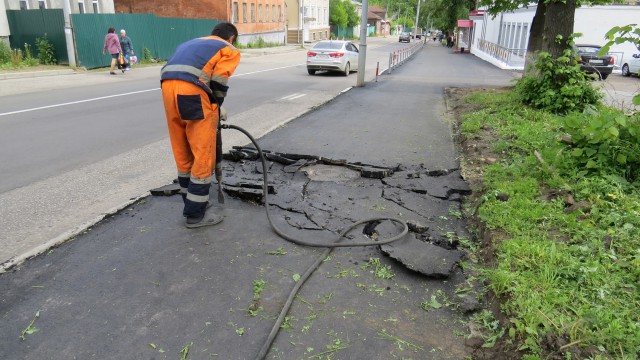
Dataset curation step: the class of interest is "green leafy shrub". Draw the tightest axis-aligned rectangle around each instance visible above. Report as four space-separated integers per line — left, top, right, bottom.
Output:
36 35 57 65
10 48 23 65
22 43 38 66
516 50 601 114
563 108 640 182
0 41 11 64
143 47 152 62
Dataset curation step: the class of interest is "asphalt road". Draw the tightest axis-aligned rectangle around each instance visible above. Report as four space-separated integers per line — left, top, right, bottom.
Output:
0 36 419 268
0 38 404 193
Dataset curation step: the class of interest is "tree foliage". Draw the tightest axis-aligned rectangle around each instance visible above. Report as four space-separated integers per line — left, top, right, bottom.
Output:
424 0 472 32
601 23 640 105
329 0 359 28
329 0 348 27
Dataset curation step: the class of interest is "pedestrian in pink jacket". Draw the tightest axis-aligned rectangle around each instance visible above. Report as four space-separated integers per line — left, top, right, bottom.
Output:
102 27 122 75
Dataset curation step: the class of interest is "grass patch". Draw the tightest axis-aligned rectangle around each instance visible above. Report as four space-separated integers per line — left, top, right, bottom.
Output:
458 89 640 358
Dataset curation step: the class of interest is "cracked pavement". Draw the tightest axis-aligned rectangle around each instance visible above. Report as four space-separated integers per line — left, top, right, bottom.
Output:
0 43 515 359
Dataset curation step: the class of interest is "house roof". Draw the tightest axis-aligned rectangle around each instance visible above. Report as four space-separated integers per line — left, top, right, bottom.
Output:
369 5 386 14
367 10 382 20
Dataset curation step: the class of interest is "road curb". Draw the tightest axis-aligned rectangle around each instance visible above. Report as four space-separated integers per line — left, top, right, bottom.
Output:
0 193 149 274
0 69 76 80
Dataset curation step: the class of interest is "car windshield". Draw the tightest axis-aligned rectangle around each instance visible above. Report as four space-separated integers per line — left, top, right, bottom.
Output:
576 46 600 54
313 41 344 50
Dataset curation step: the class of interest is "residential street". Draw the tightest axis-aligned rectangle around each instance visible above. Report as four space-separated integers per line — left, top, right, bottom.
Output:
0 39 517 359
0 36 410 268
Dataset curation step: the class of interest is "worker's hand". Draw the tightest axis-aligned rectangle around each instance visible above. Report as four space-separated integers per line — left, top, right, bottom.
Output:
220 106 228 122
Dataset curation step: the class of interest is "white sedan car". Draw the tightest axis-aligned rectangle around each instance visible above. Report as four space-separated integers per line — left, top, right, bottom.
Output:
306 40 359 76
621 53 640 77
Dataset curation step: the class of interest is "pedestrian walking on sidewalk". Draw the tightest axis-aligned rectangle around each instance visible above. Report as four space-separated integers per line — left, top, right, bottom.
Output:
160 22 241 228
119 29 134 71
102 27 122 75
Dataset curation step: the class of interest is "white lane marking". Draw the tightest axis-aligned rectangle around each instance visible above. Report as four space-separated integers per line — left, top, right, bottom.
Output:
0 64 305 117
280 93 307 100
280 93 300 100
288 93 307 100
0 88 159 117
232 63 305 77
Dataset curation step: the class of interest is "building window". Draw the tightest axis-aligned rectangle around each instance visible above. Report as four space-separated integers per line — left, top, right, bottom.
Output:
39 1 47 9
78 0 85 13
233 2 239 23
258 4 262 22
313 32 316 41
20 1 29 10
278 5 281 21
92 0 99 13
243 3 247 22
272 5 275 22
265 4 269 23
251 3 255 23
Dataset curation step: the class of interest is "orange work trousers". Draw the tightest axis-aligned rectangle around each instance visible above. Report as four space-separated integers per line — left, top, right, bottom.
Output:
162 80 219 217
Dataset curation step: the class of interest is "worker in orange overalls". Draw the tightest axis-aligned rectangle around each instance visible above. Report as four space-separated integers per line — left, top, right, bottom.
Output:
161 23 241 228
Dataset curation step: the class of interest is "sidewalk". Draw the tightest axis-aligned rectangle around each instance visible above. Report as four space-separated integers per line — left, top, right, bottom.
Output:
0 44 515 359
0 36 396 81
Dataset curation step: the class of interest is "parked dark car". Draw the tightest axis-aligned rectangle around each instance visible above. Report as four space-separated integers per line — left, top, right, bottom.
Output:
575 44 615 80
399 32 411 43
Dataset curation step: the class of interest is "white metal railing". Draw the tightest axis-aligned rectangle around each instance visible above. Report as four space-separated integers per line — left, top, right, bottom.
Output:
387 39 425 73
477 39 526 67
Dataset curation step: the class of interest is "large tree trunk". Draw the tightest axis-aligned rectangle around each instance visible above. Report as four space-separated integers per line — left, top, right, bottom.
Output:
523 0 546 74
541 0 577 58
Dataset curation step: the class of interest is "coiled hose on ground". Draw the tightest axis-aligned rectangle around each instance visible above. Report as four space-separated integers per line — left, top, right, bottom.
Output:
221 124 409 360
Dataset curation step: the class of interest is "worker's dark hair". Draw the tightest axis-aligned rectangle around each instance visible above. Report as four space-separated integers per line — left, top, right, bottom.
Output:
211 23 238 44
108 27 115 34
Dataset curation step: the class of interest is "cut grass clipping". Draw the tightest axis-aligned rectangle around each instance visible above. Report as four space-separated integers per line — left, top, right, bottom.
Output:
459 89 640 358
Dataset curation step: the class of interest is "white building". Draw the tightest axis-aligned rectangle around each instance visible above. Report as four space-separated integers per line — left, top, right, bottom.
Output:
286 0 330 43
471 4 640 71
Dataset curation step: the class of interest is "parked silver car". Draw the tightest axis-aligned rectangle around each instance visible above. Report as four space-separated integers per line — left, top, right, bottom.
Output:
621 53 640 77
306 40 359 76
399 32 411 43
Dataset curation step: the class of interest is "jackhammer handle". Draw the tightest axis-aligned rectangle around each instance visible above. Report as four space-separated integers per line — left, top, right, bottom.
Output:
215 118 225 204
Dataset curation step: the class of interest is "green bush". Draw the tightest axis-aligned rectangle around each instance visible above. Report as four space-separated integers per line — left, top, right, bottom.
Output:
10 48 23 65
143 47 152 62
22 43 38 66
563 108 640 182
0 41 11 64
36 35 57 65
516 50 602 114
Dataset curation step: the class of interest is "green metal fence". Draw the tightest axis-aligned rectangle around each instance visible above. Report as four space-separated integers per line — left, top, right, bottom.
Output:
330 26 354 39
6 9 68 64
72 14 223 69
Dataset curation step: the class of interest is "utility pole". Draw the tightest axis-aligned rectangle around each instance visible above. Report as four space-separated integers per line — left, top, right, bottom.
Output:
63 0 76 67
356 0 368 87
414 0 421 38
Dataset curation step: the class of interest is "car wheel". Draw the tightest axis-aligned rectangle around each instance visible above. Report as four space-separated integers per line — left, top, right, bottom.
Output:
307 69 316 75
343 62 350 76
622 64 630 77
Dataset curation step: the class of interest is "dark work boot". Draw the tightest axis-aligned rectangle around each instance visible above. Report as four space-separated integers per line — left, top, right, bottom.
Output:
185 211 224 229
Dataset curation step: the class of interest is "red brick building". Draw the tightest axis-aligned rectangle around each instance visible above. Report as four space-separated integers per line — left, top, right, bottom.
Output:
114 0 286 45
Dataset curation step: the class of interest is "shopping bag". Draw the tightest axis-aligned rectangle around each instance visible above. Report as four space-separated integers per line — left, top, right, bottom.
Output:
130 55 138 64
118 53 124 65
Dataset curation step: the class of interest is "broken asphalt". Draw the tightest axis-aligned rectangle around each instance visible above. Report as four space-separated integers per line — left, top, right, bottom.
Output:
0 43 516 359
